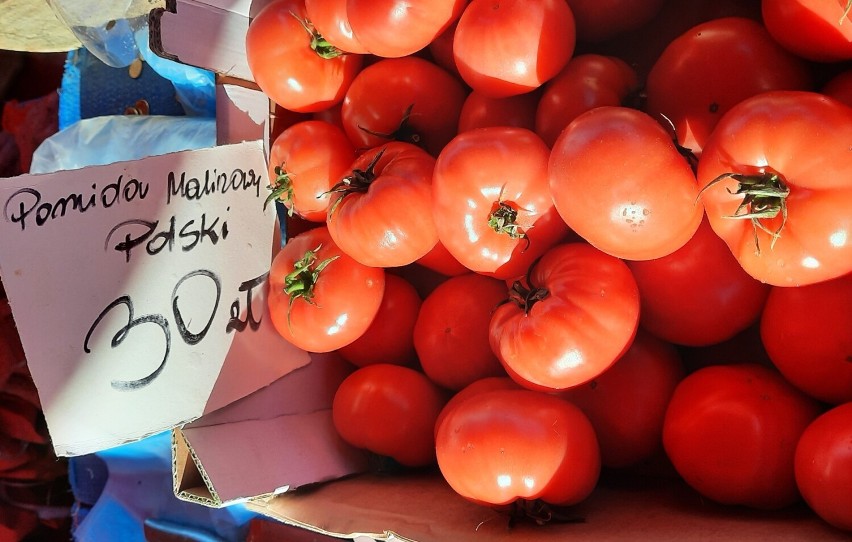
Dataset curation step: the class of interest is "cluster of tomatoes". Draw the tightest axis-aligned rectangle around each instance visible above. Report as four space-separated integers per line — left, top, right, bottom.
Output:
0 281 72 541
245 0 852 534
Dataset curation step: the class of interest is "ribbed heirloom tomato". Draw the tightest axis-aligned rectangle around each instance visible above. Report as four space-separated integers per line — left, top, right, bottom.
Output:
697 90 852 286
489 243 640 391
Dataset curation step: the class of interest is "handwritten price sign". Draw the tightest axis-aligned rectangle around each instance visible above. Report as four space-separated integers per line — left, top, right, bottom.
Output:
0 142 308 456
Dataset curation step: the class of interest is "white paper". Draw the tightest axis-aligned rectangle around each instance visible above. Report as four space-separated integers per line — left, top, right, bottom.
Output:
0 141 300 456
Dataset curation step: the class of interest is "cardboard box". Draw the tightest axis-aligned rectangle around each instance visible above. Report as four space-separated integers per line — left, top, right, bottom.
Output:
8 0 848 542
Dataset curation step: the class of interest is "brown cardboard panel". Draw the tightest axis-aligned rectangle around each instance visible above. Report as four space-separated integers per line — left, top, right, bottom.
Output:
248 471 850 542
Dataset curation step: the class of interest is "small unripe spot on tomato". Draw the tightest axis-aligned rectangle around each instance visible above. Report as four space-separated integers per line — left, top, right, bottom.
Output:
709 102 719 113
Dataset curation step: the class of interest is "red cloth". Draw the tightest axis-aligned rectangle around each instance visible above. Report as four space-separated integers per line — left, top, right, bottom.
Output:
1 92 59 174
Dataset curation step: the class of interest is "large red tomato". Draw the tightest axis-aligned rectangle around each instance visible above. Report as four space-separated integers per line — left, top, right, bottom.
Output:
432 127 570 280
663 363 823 509
697 91 852 286
548 106 703 261
267 227 385 353
326 142 439 268
762 0 852 62
535 54 639 148
627 217 771 347
453 0 576 98
413 273 508 391
760 272 852 405
337 274 421 368
266 120 356 222
340 56 468 157
245 0 363 113
561 330 684 468
645 17 813 157
489 243 640 391
333 364 449 467
795 402 852 532
346 0 467 58
435 388 600 507
304 0 368 54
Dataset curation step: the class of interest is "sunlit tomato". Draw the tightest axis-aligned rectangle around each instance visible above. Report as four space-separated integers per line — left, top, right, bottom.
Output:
760 273 852 405
304 0 368 54
561 330 684 468
697 91 852 286
266 120 356 222
535 54 639 148
326 142 439 268
663 363 823 509
627 217 771 346
433 127 570 279
762 0 852 62
822 68 852 108
267 227 385 353
435 389 600 507
413 241 469 277
340 56 467 157
453 0 576 98
333 364 449 467
337 274 421 367
245 0 363 113
489 243 640 391
795 402 852 532
413 273 508 391
346 0 467 58
433 376 522 438
549 106 703 261
645 17 813 156
566 0 666 42
457 91 538 133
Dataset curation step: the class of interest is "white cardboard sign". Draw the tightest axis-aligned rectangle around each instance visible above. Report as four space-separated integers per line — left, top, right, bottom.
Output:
0 141 304 456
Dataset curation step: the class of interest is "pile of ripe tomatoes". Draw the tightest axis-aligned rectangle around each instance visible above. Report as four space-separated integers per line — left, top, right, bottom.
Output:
245 0 852 533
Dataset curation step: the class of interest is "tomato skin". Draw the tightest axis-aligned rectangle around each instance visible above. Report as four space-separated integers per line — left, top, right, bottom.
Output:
413 273 508 391
435 389 600 506
347 0 467 58
327 142 439 268
561 330 684 469
549 106 703 261
822 69 852 108
340 56 467 157
565 0 666 42
337 274 421 368
453 0 576 98
267 227 385 353
627 217 771 347
267 120 356 222
489 243 640 391
697 90 852 286
245 0 363 113
760 273 852 405
663 363 823 509
762 0 852 62
433 376 522 439
332 364 449 467
795 402 852 532
535 54 639 148
304 0 368 54
645 17 813 157
457 91 538 133
432 127 570 280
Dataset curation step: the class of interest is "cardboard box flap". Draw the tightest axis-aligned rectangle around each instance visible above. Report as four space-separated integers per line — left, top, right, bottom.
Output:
247 471 851 542
150 0 272 82
173 353 370 507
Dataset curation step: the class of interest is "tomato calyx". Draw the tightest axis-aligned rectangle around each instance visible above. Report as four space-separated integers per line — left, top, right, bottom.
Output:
291 13 345 60
658 113 698 173
357 104 424 149
505 499 585 527
488 185 531 250
264 165 294 213
325 148 386 215
283 244 339 328
698 171 790 254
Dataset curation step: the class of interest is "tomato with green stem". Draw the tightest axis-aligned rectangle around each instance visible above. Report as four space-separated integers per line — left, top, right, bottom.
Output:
267 227 385 353
696 90 852 286
304 0 368 54
245 0 363 113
